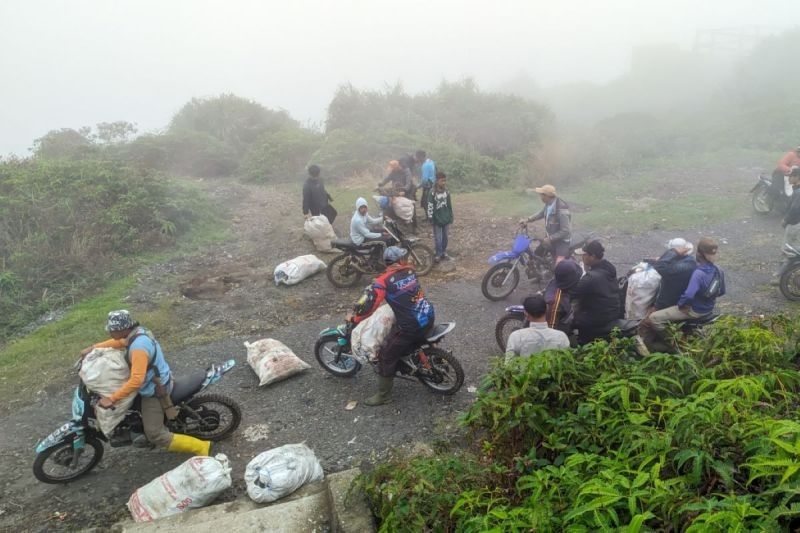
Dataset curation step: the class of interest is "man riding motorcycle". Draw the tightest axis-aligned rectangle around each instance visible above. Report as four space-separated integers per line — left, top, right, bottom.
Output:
521 184 572 263
79 310 211 455
771 146 800 197
572 241 621 344
350 197 391 262
349 246 435 406
544 257 582 334
648 238 696 311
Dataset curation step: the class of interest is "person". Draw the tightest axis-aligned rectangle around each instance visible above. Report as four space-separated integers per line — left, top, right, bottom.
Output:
521 184 572 263
777 169 800 281
79 310 211 455
637 237 725 355
505 295 570 362
398 154 418 199
428 171 454 262
379 160 413 198
544 257 582 334
772 146 800 197
572 241 621 344
350 197 391 261
302 165 336 223
416 150 436 220
351 246 435 406
648 238 697 311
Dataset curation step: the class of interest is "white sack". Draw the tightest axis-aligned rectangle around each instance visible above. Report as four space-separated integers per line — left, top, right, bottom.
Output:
625 262 662 320
79 348 135 436
392 196 415 223
245 338 311 386
351 304 395 363
274 254 326 286
244 443 324 503
304 215 337 253
127 454 232 523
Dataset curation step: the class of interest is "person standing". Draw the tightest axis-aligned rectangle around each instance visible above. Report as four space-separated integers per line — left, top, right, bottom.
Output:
428 172 453 262
521 184 572 263
416 150 436 220
302 165 337 223
505 295 570 362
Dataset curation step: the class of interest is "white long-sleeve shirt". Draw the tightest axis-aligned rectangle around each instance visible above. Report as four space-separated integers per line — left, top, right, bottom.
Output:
505 322 570 363
350 210 383 245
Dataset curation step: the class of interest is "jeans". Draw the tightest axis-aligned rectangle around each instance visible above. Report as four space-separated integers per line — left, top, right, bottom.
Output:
433 224 450 257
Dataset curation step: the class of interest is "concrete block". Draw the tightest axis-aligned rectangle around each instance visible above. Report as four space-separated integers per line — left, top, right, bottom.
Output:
326 469 375 533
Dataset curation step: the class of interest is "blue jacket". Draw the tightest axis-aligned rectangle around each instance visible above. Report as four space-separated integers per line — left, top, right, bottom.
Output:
651 250 697 310
677 262 725 315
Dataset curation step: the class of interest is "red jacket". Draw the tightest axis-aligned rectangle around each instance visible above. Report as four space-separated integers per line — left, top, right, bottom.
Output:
777 150 800 174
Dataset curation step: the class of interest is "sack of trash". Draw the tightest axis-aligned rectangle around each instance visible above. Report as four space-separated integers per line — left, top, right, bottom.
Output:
274 254 326 286
244 443 324 503
304 215 337 253
625 262 662 320
245 338 311 386
79 348 136 436
127 454 232 522
391 196 415 223
351 304 395 362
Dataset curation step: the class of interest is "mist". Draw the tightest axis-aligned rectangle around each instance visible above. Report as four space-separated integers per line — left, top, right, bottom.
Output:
1 0 798 155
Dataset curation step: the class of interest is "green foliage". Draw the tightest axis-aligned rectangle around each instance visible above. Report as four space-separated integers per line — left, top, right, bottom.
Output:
361 316 800 531
119 130 238 177
241 128 323 182
32 128 95 159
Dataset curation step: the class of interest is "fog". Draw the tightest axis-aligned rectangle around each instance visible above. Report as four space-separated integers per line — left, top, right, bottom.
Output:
1 0 797 155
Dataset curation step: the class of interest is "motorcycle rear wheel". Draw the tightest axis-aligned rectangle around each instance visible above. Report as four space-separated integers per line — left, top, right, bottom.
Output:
327 254 363 288
481 262 520 301
33 435 104 484
752 184 774 214
180 394 242 441
780 262 800 301
314 334 361 377
495 315 526 351
415 347 464 395
408 243 435 276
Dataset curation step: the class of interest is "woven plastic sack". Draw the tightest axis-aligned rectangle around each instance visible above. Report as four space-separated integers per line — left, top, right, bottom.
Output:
304 215 337 253
351 304 395 363
245 443 324 503
127 454 232 522
245 338 311 386
79 348 135 436
625 262 662 320
391 196 415 222
274 254 326 286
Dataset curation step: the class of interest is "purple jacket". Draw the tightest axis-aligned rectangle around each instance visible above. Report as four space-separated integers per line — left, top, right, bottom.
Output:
677 262 725 315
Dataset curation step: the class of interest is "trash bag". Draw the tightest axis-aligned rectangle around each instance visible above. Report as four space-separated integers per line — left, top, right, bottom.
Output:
244 443 324 503
245 338 311 386
392 196 415 223
304 215 337 253
79 348 135 436
127 454 232 522
351 304 395 362
274 254 326 286
625 262 662 320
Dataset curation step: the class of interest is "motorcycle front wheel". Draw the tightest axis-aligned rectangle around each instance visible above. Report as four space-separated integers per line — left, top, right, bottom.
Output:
326 253 363 288
314 334 361 377
495 315 526 351
415 347 464 395
408 243 435 276
33 435 104 484
481 262 520 301
752 184 774 214
779 261 800 301
179 394 242 441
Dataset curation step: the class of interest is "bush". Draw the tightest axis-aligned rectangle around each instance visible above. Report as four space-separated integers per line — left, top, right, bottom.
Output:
241 128 323 182
118 130 238 177
32 128 96 159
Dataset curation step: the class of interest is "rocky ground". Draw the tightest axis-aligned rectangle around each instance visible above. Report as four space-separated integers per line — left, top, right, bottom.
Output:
0 167 795 531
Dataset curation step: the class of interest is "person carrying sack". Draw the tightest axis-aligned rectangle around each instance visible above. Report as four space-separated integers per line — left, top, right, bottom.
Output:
80 310 211 455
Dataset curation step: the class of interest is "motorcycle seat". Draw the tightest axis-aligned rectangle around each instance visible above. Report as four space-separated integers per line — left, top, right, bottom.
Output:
426 322 455 343
170 370 207 404
331 238 359 250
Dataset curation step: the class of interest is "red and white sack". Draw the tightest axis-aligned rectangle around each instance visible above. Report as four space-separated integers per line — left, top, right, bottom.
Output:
304 215 337 253
351 304 395 363
245 338 311 386
127 454 232 523
244 443 324 503
274 254 326 286
79 348 135 436
391 196 415 223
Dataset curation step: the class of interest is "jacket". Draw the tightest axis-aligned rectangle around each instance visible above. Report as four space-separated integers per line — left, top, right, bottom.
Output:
651 250 697 310
777 151 800 175
355 264 434 332
302 178 332 216
529 197 571 242
572 259 620 327
784 185 800 226
678 262 725 315
427 188 453 226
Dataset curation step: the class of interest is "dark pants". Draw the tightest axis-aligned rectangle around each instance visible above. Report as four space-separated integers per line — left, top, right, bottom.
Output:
576 323 608 345
433 224 449 257
378 324 433 377
420 186 432 218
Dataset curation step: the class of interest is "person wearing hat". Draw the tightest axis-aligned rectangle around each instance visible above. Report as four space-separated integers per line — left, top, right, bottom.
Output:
571 240 621 344
505 294 570 363
544 257 582 334
349 246 435 406
78 310 212 455
302 165 337 223
647 238 697 311
521 184 572 263
637 237 725 355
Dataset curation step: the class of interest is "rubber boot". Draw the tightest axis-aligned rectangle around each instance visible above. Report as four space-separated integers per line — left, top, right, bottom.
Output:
364 376 394 406
167 433 212 456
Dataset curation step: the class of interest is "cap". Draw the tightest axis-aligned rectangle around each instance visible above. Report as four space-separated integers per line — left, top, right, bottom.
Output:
534 184 557 197
106 310 135 332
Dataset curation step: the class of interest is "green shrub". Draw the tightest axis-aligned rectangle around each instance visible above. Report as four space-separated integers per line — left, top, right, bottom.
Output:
118 130 238 177
241 128 323 182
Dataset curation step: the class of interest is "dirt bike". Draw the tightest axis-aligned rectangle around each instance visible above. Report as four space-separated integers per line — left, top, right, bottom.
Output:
326 218 434 288
314 321 464 395
481 224 593 301
751 172 791 214
33 360 241 484
779 241 800 301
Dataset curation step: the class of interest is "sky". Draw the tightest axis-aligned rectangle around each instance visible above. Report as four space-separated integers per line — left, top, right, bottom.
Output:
1 0 797 155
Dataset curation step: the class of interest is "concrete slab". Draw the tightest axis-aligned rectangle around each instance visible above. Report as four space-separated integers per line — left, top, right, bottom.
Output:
326 469 375 533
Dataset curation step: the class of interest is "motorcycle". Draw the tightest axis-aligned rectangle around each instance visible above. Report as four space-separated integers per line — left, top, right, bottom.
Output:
751 173 791 214
481 224 593 301
779 241 800 301
314 321 464 395
326 218 434 288
33 359 241 484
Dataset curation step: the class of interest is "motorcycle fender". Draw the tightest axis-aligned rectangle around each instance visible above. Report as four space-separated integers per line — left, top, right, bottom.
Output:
35 421 83 453
319 327 341 337
750 178 772 192
504 305 525 316
488 251 518 265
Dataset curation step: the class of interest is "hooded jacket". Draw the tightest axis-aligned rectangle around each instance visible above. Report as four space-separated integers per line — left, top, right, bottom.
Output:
651 249 697 310
350 197 383 245
572 259 620 327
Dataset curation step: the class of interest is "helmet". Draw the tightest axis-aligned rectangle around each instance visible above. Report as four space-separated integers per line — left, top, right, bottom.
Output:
105 310 135 332
384 246 408 264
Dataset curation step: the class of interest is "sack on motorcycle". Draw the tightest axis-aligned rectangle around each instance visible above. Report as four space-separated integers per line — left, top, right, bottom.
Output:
245 338 311 386
274 254 326 286
351 304 395 362
303 215 337 253
79 348 136 437
127 453 232 522
244 443 324 503
625 262 662 320
391 196 415 223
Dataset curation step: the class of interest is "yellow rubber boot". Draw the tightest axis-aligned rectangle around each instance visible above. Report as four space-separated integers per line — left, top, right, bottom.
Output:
167 434 212 456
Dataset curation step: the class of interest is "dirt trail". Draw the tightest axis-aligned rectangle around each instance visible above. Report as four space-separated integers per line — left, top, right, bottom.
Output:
0 169 795 530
